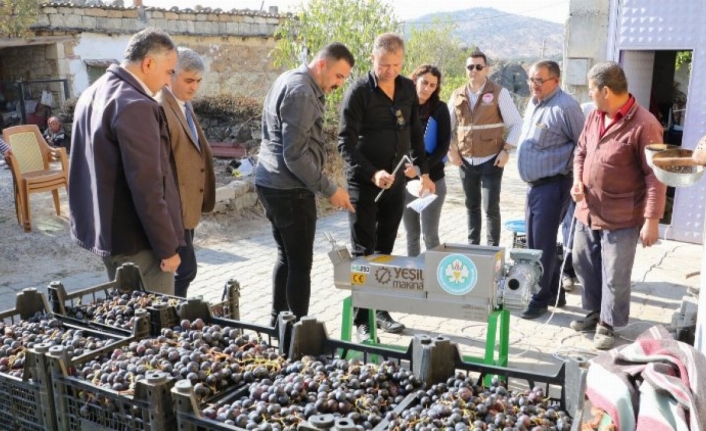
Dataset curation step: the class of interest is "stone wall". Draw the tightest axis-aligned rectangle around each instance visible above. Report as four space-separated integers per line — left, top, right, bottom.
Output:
5 3 291 99
33 3 285 38
0 44 61 81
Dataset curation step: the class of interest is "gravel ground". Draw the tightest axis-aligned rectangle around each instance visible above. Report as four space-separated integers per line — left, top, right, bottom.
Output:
0 157 265 291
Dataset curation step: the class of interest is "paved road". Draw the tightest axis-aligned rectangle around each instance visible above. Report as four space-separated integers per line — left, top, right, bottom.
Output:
3 159 701 375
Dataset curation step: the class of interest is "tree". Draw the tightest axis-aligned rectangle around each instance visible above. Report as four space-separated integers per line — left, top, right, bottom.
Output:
273 0 400 114
403 17 471 79
0 0 40 38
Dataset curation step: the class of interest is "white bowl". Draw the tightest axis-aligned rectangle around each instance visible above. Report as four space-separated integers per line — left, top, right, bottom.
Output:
645 143 679 168
652 149 705 187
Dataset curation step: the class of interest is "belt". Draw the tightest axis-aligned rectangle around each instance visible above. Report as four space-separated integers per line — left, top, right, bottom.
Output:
528 173 569 187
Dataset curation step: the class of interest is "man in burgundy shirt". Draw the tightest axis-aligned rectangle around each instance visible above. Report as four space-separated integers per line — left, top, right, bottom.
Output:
569 61 666 349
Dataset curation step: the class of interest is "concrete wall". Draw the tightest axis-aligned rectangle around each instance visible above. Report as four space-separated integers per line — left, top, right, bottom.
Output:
563 0 611 103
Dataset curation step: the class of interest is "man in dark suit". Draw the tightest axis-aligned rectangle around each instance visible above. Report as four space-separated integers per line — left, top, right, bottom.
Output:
69 28 184 294
158 47 216 297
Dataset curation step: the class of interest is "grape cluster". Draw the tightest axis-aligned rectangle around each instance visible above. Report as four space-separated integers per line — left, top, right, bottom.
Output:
74 318 283 395
0 311 111 377
65 290 184 330
203 356 424 430
388 374 571 431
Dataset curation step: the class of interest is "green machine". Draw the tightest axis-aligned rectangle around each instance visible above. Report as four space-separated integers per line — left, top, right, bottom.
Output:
328 239 543 368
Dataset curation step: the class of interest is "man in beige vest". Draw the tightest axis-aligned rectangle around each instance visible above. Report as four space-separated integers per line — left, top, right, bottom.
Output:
448 51 522 246
158 47 216 297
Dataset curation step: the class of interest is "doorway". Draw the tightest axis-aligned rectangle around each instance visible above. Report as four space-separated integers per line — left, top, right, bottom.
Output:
620 49 693 225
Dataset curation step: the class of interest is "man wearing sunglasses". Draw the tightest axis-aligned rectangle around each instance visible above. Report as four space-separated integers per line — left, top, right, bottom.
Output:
515 61 585 321
448 51 522 247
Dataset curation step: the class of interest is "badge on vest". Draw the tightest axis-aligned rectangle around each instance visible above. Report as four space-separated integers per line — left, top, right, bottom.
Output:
482 93 494 104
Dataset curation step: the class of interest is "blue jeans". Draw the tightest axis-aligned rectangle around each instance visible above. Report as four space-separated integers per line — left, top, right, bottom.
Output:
402 178 447 256
526 176 572 308
256 185 317 322
175 229 197 298
459 157 503 246
572 220 640 327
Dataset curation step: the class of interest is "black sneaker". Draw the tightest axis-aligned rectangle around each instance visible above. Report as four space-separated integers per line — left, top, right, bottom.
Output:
520 305 548 320
375 311 405 334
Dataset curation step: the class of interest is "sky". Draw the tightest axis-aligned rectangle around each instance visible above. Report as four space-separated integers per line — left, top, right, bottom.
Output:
142 0 571 24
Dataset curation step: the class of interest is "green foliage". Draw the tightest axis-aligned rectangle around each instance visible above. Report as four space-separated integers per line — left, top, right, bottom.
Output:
273 0 400 120
439 74 467 103
273 0 400 78
675 51 692 71
403 17 473 79
0 0 39 38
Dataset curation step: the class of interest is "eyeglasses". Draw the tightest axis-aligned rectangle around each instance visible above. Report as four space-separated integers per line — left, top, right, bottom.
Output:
466 64 485 71
527 77 556 86
391 106 406 130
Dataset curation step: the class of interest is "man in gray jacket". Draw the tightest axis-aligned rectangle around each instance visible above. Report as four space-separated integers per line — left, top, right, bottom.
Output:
255 43 355 326
69 28 184 294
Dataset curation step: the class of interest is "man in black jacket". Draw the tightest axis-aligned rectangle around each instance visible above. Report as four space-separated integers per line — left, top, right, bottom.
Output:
338 33 434 341
69 28 184 294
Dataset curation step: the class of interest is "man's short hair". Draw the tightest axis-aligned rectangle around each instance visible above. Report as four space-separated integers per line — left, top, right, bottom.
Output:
314 43 355 68
176 47 205 74
532 60 561 78
588 61 628 95
468 51 488 65
124 28 175 63
372 33 404 56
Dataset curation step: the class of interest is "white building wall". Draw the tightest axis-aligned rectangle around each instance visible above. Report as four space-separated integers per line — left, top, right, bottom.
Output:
68 34 133 97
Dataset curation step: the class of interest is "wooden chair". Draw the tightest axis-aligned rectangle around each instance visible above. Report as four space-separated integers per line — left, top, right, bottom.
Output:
3 125 69 232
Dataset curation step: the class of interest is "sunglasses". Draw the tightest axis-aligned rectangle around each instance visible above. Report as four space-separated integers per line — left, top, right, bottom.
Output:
466 64 485 71
391 107 406 130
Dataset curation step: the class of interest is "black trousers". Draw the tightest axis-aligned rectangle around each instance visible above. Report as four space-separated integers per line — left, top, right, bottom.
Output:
348 178 405 325
257 185 317 323
175 229 197 298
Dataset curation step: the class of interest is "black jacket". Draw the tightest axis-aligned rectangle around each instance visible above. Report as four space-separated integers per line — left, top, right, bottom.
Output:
69 64 184 259
337 71 429 184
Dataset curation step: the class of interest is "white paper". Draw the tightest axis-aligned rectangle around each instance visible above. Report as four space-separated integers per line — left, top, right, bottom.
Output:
407 193 438 213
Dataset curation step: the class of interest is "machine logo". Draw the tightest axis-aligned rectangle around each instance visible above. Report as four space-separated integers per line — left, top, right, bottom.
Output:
437 254 477 295
375 268 392 285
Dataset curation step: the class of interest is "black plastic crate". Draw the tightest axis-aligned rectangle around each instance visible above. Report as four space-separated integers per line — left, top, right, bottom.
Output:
171 318 587 431
48 263 242 337
46 302 287 431
0 288 134 431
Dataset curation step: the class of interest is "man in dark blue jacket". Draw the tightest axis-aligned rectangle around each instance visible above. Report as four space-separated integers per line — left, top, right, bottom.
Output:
69 28 184 294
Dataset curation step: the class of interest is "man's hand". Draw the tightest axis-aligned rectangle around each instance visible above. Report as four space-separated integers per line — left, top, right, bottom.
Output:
640 218 660 248
420 174 435 196
403 163 418 179
447 148 462 166
160 253 181 273
494 149 509 168
373 170 395 189
2 149 12 158
571 181 585 202
329 187 355 213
